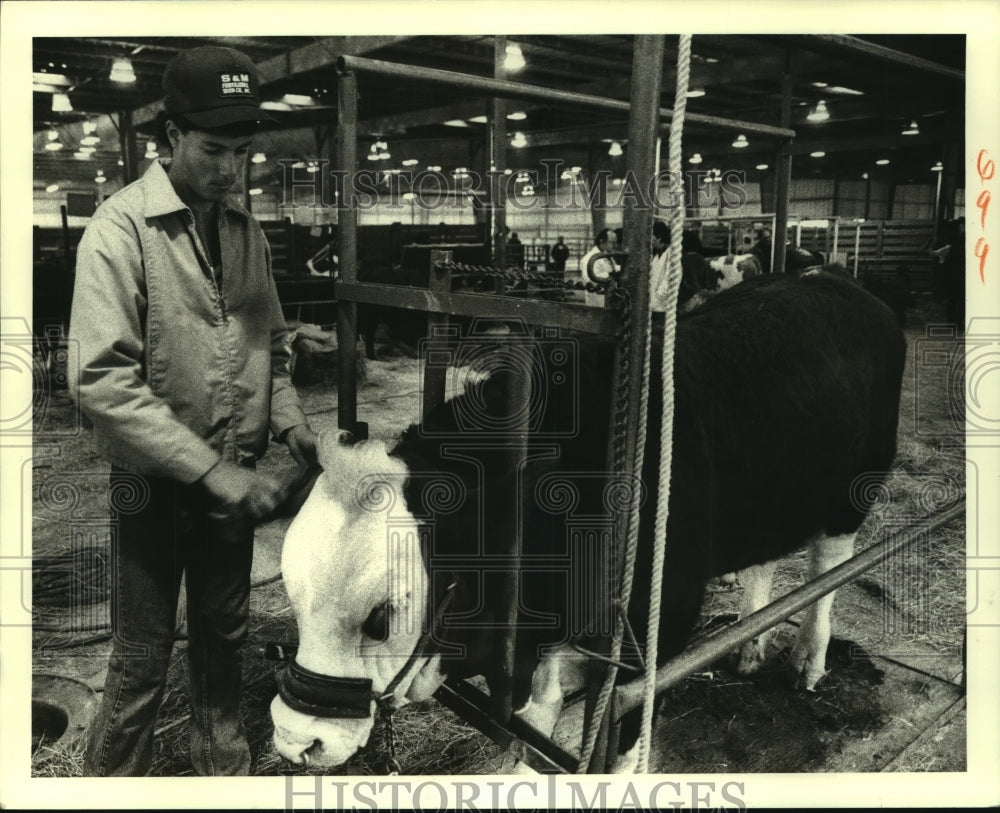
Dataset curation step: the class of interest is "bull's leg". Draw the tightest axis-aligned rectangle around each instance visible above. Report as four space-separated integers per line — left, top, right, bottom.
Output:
514 647 565 736
736 559 778 674
790 532 855 690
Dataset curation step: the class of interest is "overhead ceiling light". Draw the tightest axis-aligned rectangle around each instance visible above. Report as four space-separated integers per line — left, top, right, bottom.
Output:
806 100 829 122
378 150 391 160
608 141 623 157
827 85 864 95
689 153 703 164
110 57 136 83
560 170 572 180
33 71 72 90
44 141 63 151
875 158 890 166
427 165 442 172
82 121 98 135
507 111 527 121
402 192 416 201
145 141 158 160
117 159 124 166
931 161 943 172
47 129 60 141
504 43 526 72
811 81 829 88
260 101 292 112
74 150 91 160
685 88 706 98
732 134 749 149
251 152 266 164
280 94 316 107
612 178 623 187
249 188 263 196
902 120 919 135
810 151 826 158
444 119 469 127
51 92 73 113
522 184 535 196
511 132 527 148
95 170 107 184
705 57 719 64
306 161 319 174
80 135 100 146
79 145 97 154
46 184 60 193
402 158 419 166
755 163 769 171
467 115 488 124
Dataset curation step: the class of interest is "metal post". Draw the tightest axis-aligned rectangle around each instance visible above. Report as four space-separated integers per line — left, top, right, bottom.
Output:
614 502 965 716
422 250 451 421
585 33 664 774
491 36 508 280
118 109 139 186
336 68 361 436
773 53 794 275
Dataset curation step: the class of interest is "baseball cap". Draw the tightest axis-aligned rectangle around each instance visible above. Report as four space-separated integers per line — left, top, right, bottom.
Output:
163 45 273 128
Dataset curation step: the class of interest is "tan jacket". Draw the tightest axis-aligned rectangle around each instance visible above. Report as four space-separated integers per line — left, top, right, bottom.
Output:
69 160 306 483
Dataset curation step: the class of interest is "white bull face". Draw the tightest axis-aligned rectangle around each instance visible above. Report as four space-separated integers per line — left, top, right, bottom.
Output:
271 434 443 769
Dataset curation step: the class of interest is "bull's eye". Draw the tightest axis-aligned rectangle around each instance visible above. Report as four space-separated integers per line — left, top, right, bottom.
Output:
362 602 390 642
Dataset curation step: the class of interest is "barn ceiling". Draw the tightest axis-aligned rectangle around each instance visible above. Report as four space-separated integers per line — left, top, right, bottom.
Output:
32 34 965 194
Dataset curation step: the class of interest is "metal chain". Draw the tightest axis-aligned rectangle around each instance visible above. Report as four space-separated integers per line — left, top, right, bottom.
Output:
435 260 612 296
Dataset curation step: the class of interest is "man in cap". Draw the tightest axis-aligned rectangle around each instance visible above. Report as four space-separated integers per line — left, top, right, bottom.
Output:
71 44 317 776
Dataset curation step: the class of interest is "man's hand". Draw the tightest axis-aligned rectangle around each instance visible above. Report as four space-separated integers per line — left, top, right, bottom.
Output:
285 424 319 468
198 460 283 524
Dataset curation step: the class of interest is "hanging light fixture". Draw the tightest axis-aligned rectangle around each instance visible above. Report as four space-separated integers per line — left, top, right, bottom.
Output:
608 141 623 157
45 139 63 151
251 152 267 164
144 140 158 160
732 134 749 149
95 169 107 184
46 184 60 193
507 111 527 121
931 161 943 172
504 43 526 72
511 132 527 148
902 120 919 135
249 188 263 196
810 151 826 158
688 153 703 164
875 158 890 166
51 93 73 113
806 100 830 122
110 57 136 83
685 88 706 98
81 134 100 147
755 163 769 171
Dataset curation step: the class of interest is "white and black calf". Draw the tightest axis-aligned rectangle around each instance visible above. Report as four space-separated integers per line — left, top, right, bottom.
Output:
270 272 906 770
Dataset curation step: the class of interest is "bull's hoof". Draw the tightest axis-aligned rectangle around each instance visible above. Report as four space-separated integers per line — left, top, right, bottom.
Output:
789 643 828 691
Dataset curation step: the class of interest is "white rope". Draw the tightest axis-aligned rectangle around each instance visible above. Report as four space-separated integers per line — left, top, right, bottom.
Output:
636 33 691 773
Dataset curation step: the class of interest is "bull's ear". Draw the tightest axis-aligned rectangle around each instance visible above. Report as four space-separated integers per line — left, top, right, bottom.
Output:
362 601 390 642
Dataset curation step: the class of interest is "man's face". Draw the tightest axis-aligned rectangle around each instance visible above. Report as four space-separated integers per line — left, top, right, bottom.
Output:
167 123 253 206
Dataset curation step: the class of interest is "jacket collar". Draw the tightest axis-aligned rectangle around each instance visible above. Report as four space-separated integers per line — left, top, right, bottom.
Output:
142 159 250 221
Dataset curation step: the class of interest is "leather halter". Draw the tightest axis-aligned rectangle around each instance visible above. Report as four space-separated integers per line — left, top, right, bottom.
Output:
275 575 458 719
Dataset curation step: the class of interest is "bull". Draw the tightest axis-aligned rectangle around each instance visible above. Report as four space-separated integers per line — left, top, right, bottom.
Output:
269 271 906 771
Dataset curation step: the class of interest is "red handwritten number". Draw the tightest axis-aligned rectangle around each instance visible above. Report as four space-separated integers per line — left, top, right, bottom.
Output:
975 237 989 284
976 189 991 231
977 149 995 183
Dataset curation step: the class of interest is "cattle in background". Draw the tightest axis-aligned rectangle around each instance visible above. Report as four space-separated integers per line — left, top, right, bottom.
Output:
270 272 907 771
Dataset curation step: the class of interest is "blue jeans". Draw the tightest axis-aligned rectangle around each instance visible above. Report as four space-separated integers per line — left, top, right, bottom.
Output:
83 468 253 776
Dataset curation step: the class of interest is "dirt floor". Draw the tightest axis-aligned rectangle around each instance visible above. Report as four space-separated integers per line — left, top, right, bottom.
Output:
29 292 968 777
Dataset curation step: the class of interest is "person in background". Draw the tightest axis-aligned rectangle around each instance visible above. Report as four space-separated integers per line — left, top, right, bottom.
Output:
550 235 570 273
69 44 318 776
648 220 672 314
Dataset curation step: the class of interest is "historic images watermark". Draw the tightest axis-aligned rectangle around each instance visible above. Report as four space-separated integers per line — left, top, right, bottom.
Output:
276 158 749 214
285 775 748 811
